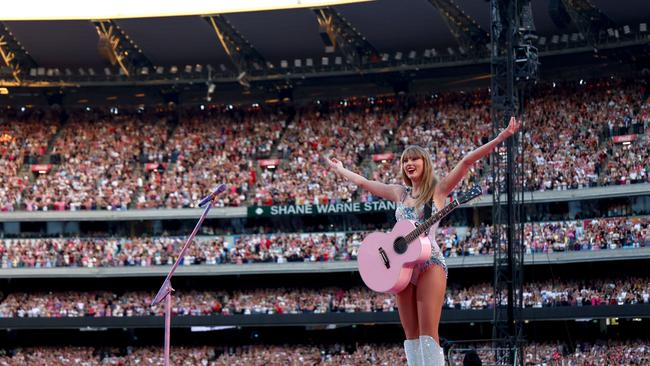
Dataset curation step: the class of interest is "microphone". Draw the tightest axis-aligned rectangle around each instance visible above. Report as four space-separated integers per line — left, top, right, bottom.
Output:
197 184 227 207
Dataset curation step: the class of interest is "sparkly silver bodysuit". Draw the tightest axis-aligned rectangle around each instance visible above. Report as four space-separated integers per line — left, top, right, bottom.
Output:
395 186 448 284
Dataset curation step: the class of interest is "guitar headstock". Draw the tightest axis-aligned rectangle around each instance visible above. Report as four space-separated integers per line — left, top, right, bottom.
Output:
457 186 482 205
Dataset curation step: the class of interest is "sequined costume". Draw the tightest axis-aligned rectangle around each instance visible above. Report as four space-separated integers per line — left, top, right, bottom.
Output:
395 186 448 285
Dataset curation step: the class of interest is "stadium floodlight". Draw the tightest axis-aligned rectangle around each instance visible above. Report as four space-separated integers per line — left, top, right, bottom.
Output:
321 57 329 66
1 0 373 20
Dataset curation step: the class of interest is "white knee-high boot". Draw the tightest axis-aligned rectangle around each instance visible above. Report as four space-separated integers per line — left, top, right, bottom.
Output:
419 335 445 366
403 338 423 366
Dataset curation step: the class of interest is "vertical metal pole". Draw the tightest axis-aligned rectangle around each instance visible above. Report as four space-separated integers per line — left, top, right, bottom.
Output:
164 291 172 366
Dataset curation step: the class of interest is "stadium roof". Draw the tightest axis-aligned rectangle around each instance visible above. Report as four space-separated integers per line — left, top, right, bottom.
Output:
2 0 649 69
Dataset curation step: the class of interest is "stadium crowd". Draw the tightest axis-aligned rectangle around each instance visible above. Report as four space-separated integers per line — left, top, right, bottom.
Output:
0 77 646 211
393 90 492 193
22 113 168 211
254 98 401 206
1 276 648 318
0 110 61 212
136 107 286 209
1 216 647 269
1 340 650 365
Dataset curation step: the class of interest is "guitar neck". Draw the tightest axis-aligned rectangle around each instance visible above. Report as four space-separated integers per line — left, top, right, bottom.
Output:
403 200 459 243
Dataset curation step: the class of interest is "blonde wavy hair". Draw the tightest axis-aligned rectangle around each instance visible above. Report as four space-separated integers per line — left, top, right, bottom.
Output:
400 145 438 208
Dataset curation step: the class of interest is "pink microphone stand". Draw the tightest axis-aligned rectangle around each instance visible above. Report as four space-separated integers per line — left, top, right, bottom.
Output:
151 184 226 366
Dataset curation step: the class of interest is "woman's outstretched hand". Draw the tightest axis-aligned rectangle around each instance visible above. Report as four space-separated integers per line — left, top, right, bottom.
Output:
499 116 521 141
324 156 343 172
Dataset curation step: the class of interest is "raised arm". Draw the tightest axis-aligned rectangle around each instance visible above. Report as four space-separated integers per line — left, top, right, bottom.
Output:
324 156 403 202
435 117 521 200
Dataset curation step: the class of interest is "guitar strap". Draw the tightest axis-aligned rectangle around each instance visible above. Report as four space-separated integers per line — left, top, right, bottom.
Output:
423 199 433 220
423 198 434 236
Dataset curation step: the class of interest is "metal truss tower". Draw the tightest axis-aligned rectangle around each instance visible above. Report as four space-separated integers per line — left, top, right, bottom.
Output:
92 20 154 77
0 22 37 83
490 0 535 364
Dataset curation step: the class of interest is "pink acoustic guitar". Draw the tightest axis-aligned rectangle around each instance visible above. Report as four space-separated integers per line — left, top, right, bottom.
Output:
357 186 482 294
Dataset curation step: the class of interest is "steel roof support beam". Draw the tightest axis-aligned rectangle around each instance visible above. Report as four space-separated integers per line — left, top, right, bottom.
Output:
560 0 615 45
314 7 379 67
426 0 489 55
92 20 153 77
204 14 270 87
0 22 37 83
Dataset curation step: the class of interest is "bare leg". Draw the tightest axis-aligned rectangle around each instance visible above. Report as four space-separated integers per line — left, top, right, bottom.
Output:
416 265 447 365
397 283 421 366
416 265 446 340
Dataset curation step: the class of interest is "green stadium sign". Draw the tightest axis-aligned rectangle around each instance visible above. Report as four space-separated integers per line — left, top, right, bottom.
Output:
248 200 397 217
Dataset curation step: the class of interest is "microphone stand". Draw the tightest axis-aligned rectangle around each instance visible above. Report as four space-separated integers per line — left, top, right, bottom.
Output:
151 187 224 366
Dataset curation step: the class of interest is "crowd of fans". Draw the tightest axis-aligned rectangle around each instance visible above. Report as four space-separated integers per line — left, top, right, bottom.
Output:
0 232 355 268
603 133 650 186
0 77 648 211
0 110 60 212
137 107 286 209
0 216 647 268
382 79 649 193
521 79 649 191
21 112 169 211
448 340 650 366
393 90 492 193
0 344 406 366
2 340 650 365
1 276 649 318
254 98 401 206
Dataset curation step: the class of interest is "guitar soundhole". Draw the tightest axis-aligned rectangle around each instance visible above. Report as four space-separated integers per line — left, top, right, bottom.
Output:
393 237 408 254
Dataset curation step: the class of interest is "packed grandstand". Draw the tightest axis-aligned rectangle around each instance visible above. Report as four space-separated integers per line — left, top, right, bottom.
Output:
1 78 648 212
0 77 648 365
1 1 650 364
